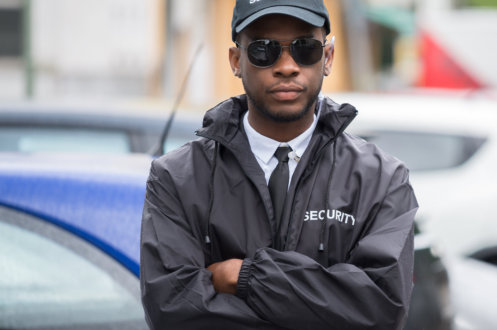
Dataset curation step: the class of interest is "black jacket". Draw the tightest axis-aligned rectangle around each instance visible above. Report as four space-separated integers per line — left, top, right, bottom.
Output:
140 95 418 330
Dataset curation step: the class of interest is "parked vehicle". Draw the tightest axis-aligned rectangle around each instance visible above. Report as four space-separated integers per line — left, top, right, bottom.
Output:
333 91 497 330
0 102 200 154
0 154 152 330
338 91 497 261
446 256 497 330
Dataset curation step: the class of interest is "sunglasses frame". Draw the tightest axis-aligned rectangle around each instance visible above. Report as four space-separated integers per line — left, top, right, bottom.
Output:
235 37 327 68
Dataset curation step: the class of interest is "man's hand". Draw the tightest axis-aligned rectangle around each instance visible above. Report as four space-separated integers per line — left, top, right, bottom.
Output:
207 258 243 295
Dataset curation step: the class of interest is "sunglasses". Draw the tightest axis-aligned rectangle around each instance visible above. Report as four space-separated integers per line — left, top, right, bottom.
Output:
236 38 327 68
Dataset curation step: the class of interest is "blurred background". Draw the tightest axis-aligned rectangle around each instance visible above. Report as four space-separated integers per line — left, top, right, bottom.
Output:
1 0 496 105
1 1 497 330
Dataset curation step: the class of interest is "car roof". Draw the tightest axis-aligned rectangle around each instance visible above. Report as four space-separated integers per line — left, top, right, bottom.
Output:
0 102 202 132
0 101 204 154
329 91 497 137
0 153 153 275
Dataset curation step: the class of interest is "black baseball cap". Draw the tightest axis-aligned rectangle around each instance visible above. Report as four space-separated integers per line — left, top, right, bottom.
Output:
231 0 331 42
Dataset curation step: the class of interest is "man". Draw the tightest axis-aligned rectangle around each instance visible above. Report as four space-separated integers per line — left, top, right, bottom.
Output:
140 1 418 329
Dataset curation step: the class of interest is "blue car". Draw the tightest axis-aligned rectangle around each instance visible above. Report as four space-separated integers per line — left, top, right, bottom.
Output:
0 153 153 330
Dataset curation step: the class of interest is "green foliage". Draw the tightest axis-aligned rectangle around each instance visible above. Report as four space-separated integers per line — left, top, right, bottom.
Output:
467 0 497 7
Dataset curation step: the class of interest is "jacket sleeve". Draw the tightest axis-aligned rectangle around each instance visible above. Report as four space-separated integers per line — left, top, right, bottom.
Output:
235 167 417 330
140 159 276 330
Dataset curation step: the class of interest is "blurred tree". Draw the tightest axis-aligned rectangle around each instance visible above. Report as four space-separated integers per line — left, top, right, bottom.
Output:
466 0 497 7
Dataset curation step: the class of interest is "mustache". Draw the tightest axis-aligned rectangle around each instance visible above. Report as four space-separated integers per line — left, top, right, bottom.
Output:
267 81 306 93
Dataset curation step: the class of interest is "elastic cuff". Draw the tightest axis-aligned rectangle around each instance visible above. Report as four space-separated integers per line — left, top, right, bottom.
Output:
235 258 253 299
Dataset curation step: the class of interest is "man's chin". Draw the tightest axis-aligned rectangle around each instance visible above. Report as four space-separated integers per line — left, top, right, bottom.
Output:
264 111 306 123
263 104 311 123
246 90 317 124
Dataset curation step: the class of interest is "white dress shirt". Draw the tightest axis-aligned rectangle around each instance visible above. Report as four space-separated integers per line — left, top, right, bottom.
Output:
243 100 322 187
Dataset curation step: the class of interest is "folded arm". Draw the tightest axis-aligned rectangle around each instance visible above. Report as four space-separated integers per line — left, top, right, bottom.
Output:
140 161 275 330
234 170 417 330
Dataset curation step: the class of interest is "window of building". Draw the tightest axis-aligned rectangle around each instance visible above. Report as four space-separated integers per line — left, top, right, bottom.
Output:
0 1 23 57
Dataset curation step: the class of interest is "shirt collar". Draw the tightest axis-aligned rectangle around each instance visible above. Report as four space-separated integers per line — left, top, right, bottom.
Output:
243 100 321 164
243 113 281 164
286 112 318 161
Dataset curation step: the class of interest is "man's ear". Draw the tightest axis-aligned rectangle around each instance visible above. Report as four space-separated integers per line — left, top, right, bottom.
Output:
229 47 242 78
323 36 335 76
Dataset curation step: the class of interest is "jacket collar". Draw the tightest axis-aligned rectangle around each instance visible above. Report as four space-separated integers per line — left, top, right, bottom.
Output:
316 96 358 140
197 94 358 146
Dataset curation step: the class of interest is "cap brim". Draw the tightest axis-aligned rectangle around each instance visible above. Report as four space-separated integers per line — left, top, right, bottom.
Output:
235 6 325 35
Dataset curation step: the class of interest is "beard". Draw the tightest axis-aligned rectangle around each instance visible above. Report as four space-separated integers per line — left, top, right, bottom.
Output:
242 79 322 123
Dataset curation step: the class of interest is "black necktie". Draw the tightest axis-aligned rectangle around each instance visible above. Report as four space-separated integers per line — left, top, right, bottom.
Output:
269 146 291 228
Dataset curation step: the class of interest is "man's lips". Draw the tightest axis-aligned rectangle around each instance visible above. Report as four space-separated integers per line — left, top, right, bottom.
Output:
269 85 304 101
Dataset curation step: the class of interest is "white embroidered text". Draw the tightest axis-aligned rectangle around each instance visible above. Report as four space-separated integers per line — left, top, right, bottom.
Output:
304 209 356 226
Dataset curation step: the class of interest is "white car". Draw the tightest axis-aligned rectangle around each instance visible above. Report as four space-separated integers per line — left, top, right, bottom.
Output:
332 91 497 260
330 91 497 330
446 256 497 330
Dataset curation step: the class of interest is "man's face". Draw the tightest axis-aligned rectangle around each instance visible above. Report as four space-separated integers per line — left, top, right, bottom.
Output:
230 14 333 123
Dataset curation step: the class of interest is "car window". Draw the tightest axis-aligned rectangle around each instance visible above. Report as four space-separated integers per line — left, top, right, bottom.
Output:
0 206 147 330
164 136 195 153
361 130 486 171
161 119 200 154
0 127 130 154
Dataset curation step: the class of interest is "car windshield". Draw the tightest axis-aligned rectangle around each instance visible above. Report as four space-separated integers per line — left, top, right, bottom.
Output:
0 208 146 330
0 127 130 154
362 130 487 171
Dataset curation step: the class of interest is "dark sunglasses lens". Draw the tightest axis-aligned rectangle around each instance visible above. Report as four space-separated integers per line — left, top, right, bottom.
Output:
247 40 281 67
291 39 323 65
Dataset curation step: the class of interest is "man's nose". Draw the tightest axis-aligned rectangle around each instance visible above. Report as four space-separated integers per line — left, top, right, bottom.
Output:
272 47 300 77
